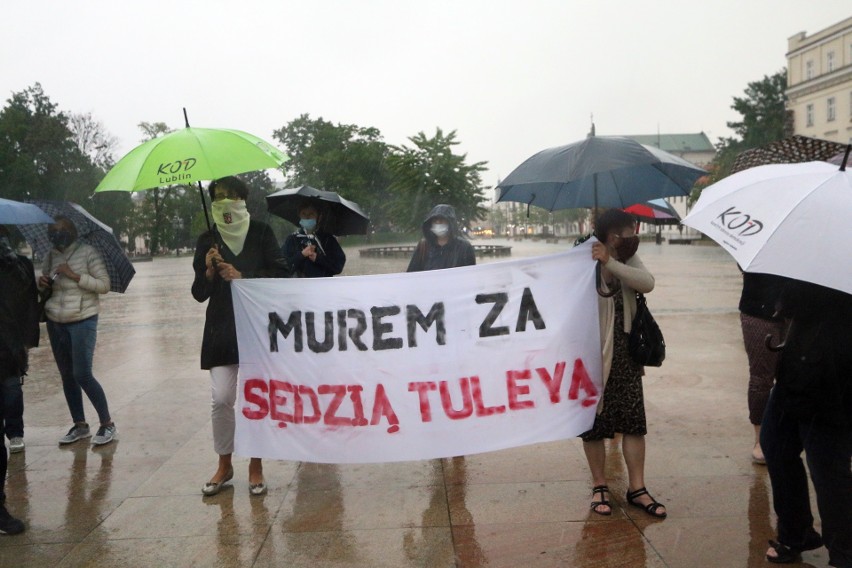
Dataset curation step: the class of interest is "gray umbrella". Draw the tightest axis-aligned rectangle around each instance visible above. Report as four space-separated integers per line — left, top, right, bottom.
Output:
19 200 135 293
496 136 707 211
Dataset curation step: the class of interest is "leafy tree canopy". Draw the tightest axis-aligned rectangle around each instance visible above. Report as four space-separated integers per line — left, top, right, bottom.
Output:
0 83 93 202
386 128 488 232
273 114 391 230
692 69 787 202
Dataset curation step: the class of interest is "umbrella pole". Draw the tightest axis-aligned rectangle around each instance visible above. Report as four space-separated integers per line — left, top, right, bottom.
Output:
183 108 213 232
197 181 213 232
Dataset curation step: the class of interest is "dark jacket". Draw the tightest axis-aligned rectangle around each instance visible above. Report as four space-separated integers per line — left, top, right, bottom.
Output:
774 281 852 428
407 204 476 272
282 229 346 278
0 255 39 377
738 272 789 320
191 221 291 370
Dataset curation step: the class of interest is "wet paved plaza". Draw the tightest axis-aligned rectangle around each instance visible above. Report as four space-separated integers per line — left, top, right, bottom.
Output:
0 238 834 567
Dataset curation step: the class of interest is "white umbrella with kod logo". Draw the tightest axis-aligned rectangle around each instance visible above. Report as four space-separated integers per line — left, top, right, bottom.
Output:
682 147 852 294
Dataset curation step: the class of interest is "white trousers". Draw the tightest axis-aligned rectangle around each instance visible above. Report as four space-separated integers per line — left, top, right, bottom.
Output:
210 365 238 455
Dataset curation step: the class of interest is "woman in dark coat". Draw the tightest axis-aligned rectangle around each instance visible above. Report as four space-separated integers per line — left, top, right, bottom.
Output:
762 280 852 565
282 200 346 278
192 176 291 497
406 204 475 272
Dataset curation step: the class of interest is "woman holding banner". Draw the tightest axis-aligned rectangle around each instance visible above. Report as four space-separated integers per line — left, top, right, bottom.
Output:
582 209 666 519
192 176 291 497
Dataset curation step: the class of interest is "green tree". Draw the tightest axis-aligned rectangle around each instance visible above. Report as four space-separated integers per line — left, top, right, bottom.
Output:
0 83 92 202
272 114 391 231
386 128 488 232
692 69 787 203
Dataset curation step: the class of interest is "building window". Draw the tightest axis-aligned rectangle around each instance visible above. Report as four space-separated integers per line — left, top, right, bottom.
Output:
806 60 814 79
806 103 814 127
827 51 835 72
827 98 836 122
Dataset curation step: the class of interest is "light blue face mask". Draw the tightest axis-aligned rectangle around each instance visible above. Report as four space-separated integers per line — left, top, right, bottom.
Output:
299 218 317 231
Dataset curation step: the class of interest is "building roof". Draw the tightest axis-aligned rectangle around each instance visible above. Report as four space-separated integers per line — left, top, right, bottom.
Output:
620 132 714 153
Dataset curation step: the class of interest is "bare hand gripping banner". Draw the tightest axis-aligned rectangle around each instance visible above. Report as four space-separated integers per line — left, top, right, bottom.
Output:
231 242 602 463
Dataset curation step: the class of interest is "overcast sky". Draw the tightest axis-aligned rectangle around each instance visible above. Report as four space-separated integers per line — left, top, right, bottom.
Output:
2 1 850 190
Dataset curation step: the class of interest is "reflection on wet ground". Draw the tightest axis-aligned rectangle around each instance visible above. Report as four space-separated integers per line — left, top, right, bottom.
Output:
1 238 833 566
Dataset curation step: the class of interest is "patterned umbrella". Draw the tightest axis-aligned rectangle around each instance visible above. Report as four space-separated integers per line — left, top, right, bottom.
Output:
730 135 846 174
18 200 135 293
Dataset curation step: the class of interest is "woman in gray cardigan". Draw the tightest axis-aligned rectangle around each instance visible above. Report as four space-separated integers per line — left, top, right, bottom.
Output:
582 209 666 519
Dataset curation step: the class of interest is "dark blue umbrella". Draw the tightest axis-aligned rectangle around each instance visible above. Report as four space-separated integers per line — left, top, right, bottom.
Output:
496 136 707 211
18 200 135 293
0 197 55 224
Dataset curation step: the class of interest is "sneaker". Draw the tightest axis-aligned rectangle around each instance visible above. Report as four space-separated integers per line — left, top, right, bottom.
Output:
92 424 116 446
58 424 91 445
0 505 25 535
8 437 24 454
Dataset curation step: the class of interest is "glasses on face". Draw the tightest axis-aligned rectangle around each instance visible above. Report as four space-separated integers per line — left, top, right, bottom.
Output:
612 233 636 240
213 192 241 202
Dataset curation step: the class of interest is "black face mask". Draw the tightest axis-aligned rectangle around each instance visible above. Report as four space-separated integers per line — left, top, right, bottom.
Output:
615 236 639 261
48 230 74 250
0 236 15 260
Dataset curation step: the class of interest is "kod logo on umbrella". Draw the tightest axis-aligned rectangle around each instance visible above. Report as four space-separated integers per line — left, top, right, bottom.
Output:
714 206 763 237
157 158 197 183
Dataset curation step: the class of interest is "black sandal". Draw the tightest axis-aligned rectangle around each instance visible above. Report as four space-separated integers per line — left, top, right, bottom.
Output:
766 530 823 564
626 486 667 519
590 485 612 516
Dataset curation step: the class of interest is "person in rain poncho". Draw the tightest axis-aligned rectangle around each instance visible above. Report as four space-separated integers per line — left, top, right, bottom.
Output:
281 200 346 278
191 176 292 498
406 204 476 272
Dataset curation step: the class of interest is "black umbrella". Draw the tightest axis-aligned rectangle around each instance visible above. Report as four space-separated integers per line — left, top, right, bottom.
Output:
19 200 135 293
266 185 370 236
497 135 707 211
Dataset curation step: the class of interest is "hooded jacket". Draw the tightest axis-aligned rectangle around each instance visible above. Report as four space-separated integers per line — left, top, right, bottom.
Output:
406 204 476 272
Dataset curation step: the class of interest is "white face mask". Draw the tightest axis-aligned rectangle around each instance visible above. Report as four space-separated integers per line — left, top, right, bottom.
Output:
430 223 449 238
211 199 250 255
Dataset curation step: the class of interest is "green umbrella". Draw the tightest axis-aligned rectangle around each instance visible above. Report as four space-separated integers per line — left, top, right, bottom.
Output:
95 113 288 230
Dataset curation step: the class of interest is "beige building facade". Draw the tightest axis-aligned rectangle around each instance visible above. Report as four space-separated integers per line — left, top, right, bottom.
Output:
786 15 852 143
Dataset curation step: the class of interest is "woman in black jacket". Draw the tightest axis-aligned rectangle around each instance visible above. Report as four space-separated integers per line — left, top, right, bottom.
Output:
762 281 852 565
281 201 346 278
192 176 291 497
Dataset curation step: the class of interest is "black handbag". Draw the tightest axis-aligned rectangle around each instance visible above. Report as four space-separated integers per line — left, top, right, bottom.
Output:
628 293 665 367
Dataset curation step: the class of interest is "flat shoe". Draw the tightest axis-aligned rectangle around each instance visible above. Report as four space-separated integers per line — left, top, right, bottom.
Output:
202 466 234 496
766 530 823 564
626 486 667 519
249 482 267 496
590 484 612 516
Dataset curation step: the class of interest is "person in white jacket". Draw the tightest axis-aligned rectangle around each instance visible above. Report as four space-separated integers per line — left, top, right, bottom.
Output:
38 216 116 446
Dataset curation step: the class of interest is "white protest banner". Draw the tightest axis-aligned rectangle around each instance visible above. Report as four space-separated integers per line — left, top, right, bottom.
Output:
231 242 602 463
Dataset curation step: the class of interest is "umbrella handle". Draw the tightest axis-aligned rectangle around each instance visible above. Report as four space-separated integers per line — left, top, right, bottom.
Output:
764 332 786 352
595 261 619 298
